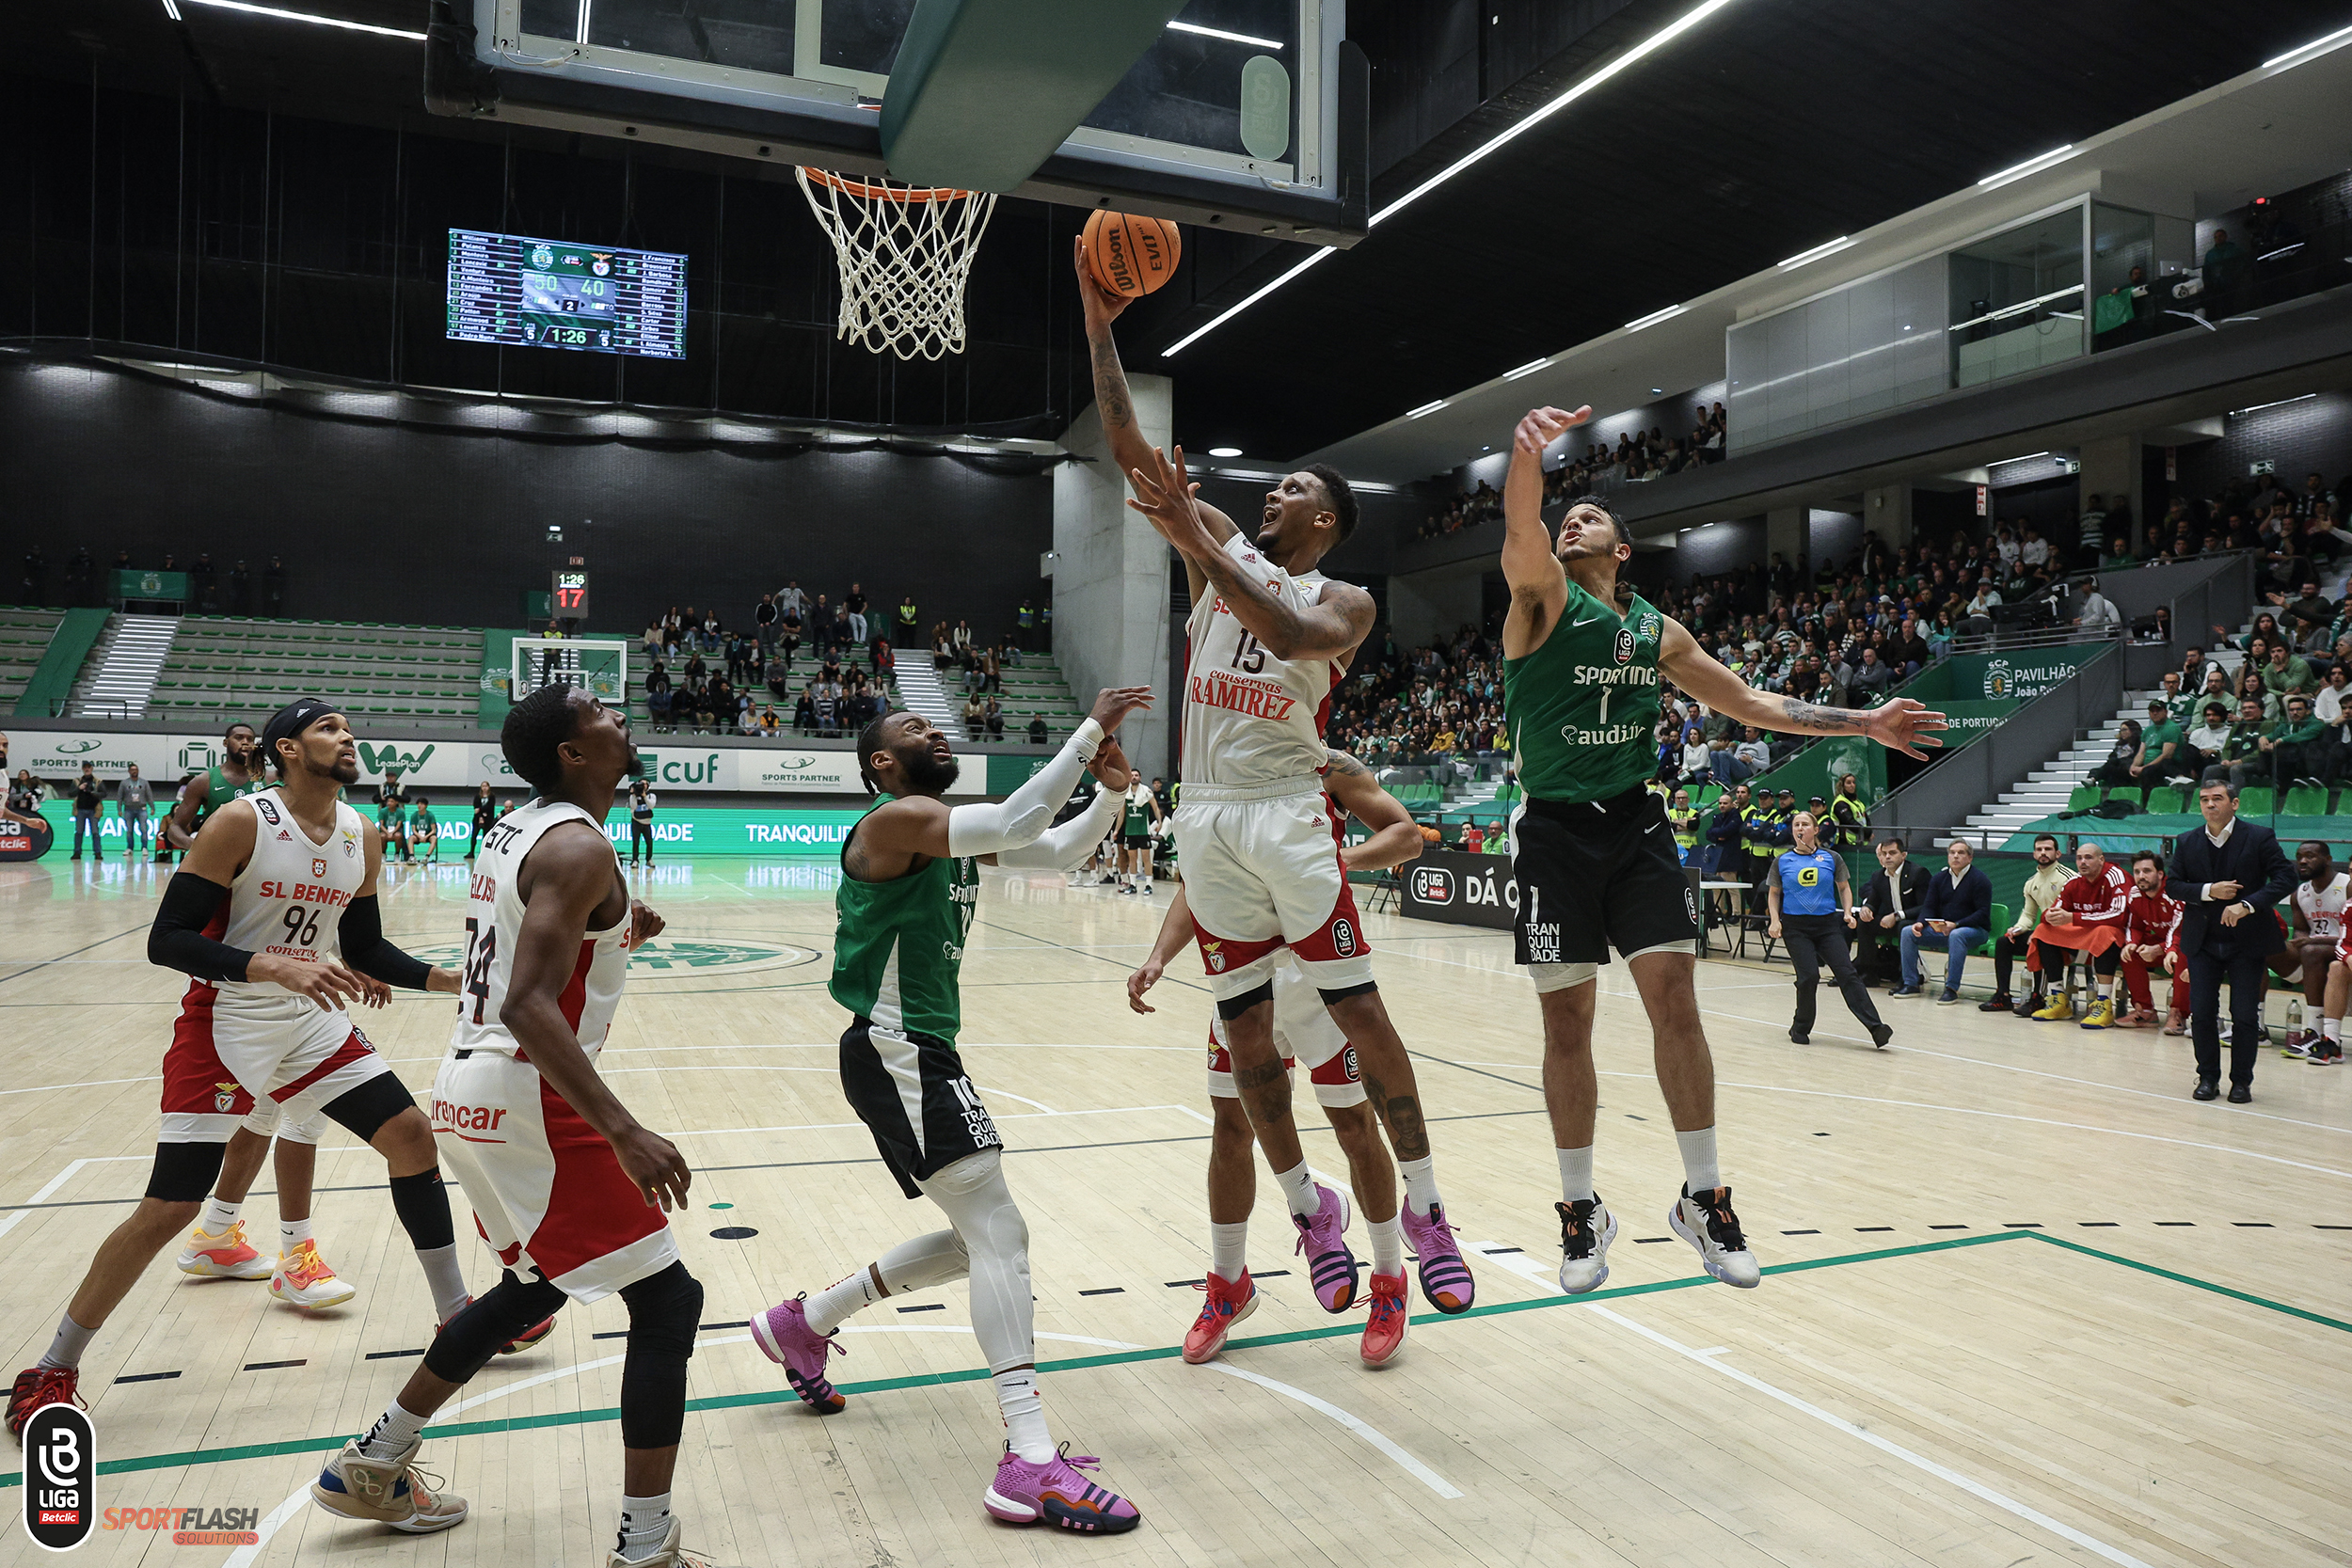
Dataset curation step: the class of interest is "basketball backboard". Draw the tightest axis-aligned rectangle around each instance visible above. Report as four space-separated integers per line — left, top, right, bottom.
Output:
426 0 1367 246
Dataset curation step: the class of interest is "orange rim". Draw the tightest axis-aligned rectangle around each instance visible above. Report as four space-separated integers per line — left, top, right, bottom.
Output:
800 166 975 203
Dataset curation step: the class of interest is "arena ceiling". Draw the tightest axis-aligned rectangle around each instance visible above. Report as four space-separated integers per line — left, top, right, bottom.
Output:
15 0 2352 468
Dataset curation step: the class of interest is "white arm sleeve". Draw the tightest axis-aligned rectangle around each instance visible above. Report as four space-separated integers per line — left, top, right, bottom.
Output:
946 718 1105 857
993 783 1125 869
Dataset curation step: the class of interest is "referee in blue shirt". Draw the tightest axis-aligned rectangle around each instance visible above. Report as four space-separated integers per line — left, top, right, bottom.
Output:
1768 811 1893 1048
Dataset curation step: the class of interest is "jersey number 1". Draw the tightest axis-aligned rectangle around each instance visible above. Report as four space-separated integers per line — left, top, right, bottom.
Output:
460 916 498 1025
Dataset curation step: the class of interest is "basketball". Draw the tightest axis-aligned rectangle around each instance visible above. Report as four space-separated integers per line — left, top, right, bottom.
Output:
1083 210 1183 298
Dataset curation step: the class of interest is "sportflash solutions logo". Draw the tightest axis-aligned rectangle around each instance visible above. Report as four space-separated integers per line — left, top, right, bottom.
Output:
22 1403 94 1551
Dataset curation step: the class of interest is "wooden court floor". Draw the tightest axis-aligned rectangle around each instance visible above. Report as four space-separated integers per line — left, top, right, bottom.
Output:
0 853 2345 1568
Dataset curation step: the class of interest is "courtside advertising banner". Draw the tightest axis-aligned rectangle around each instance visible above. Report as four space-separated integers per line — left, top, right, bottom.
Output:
10 734 982 796
38 803 865 857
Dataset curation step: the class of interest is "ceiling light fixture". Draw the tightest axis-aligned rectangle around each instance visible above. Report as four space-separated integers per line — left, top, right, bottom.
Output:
2264 22 2352 68
1161 0 1740 357
1776 235 1854 270
1167 19 1284 49
1207 446 1244 456
1503 357 1550 380
1623 305 1685 333
1989 451 2052 467
1406 399 1447 420
177 0 426 37
159 0 183 16
1977 144 2076 190
2228 392 2316 416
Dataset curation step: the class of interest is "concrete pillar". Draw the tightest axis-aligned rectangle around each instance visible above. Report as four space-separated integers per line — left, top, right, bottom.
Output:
1864 484 1913 552
1054 376 1174 779
1765 506 1805 584
1388 560 1484 649
2077 434 2140 548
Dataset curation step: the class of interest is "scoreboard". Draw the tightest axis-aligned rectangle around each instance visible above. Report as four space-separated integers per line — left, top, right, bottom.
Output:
447 230 687 359
552 571 591 616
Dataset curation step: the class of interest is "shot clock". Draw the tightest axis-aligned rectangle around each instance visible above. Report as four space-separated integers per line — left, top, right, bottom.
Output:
552 571 591 617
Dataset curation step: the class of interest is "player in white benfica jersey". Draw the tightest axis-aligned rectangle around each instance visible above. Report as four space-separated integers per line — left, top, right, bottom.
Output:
1082 245 1474 1319
313 684 703 1566
9 699 468 1437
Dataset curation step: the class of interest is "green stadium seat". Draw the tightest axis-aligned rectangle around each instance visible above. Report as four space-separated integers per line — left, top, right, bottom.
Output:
1974 905 2009 957
2277 784 2323 816
2101 786 2143 808
2237 786 2275 817
2145 785 2189 814
2065 786 2101 812
2330 787 2352 816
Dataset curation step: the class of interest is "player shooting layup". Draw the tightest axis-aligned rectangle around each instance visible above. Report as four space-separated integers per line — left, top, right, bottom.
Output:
1498 405 1945 1294
1087 242 1474 1318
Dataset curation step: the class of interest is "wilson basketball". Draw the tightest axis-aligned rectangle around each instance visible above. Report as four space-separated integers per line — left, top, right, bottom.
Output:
1084 210 1183 298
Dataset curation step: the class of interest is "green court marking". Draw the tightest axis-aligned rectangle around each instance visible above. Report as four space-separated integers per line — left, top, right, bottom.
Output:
0 1227 2328 1488
2022 1230 2352 1334
708 1203 734 1211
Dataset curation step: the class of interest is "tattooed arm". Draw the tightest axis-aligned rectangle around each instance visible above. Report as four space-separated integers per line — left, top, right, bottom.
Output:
1323 748 1425 871
1657 616 1947 759
1076 237 1233 604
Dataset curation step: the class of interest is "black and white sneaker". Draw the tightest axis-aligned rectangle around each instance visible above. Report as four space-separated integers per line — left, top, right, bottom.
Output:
1668 1186 1760 1288
1555 1196 1616 1294
2311 1038 2344 1065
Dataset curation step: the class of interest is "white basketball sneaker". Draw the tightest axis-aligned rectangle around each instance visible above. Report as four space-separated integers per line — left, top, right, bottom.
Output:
177 1221 274 1280
270 1240 359 1309
311 1437 468 1533
1668 1186 1760 1288
1555 1196 1616 1293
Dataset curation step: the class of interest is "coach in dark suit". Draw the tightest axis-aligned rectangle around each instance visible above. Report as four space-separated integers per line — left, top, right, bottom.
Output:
2166 778 2296 1101
1851 838 1931 985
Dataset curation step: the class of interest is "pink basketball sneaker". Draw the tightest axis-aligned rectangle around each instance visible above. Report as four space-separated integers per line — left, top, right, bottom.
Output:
751 1296 848 1414
1398 1202 1475 1313
1291 1184 1358 1312
1182 1270 1258 1365
984 1445 1140 1533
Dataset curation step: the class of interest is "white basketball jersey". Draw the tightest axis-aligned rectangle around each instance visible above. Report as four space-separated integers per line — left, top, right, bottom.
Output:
2298 871 2349 940
452 800 630 1058
206 788 369 1009
1181 531 1340 787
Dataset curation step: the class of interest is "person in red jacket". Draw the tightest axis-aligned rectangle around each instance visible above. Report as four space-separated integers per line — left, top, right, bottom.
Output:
2030 840 2131 1025
2116 848 2184 1029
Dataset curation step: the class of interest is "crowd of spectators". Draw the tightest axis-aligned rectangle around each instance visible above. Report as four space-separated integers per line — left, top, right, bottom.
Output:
633 586 1054 741
17 546 289 614
1411 404 1727 542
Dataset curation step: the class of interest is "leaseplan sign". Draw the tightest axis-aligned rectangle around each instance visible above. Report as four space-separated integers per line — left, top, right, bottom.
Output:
17 733 980 795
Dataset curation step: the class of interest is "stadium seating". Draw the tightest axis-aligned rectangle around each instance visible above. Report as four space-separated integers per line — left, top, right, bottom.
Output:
2236 785 2275 817
151 617 485 725
0 607 64 709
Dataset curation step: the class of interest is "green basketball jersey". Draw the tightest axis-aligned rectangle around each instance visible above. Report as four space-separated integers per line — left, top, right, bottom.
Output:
194 764 266 832
1502 578 1667 804
830 795 981 1043
1122 791 1151 836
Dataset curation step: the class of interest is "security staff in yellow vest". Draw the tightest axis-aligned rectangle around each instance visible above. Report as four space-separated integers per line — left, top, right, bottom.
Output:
1666 787 1700 865
1827 773 1869 849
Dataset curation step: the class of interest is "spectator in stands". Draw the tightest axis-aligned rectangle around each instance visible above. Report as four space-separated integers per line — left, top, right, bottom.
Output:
8 769 40 822
70 764 103 861
932 624 954 671
2074 577 2121 631
793 688 818 732
2263 640 2317 702
778 579 808 619
1982 833 2069 1014
760 705 782 732
2318 664 2350 725
777 600 803 667
1676 727 1710 784
1850 646 1896 703
961 689 987 736
808 594 834 657
1027 713 1048 746
737 703 762 736
2265 693 2331 786
1733 726 1770 773
1851 837 1928 985
2132 702 2187 785
2018 528 2049 570
2187 702 2233 779
953 618 975 657
872 640 897 680
644 660 674 732
263 556 285 614
1895 841 1993 1002
985 697 1005 739
2075 496 2108 569
755 592 778 656
845 582 868 646
118 763 153 858
2201 227 2249 313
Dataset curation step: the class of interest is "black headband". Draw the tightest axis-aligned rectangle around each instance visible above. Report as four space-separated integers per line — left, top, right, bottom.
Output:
261 698 340 768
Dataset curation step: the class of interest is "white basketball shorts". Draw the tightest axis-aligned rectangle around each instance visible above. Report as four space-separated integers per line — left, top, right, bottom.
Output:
1175 781 1374 1002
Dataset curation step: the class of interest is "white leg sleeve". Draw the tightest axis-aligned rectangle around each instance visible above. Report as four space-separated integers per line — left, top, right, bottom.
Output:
876 1228 970 1295
915 1148 1033 1375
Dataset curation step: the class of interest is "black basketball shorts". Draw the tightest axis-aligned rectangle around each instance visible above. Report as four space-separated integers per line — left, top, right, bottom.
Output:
1511 785 1702 968
1120 831 1153 850
839 1018 1005 1199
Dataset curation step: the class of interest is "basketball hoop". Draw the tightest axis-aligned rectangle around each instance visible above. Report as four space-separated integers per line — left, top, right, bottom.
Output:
796 167 998 361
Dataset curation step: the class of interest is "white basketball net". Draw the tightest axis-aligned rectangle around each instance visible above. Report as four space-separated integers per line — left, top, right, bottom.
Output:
797 167 998 361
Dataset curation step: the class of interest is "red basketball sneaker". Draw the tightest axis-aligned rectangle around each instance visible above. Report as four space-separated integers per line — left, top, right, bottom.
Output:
7 1366 82 1438
1359 1271 1409 1366
1182 1271 1258 1365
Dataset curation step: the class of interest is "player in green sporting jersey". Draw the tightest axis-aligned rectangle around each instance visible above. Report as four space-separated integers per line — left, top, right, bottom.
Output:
1500 404 1945 1297
752 687 1153 1534
163 721 267 859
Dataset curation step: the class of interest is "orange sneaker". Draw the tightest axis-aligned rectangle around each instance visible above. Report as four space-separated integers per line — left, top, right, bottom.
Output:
1181 1270 1257 1365
7 1366 82 1438
500 1314 558 1354
178 1221 274 1280
271 1241 358 1309
1359 1271 1409 1367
